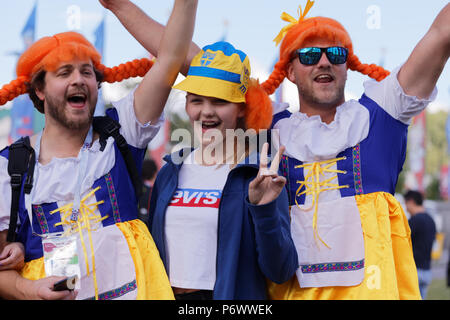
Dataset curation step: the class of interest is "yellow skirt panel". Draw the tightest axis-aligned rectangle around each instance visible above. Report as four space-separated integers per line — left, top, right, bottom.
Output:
20 219 174 300
268 192 421 300
116 219 174 300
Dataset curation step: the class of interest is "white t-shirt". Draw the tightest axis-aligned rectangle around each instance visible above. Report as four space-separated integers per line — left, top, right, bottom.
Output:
164 150 230 290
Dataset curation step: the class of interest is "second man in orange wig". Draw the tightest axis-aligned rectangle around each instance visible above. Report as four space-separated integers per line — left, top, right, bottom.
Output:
262 1 449 300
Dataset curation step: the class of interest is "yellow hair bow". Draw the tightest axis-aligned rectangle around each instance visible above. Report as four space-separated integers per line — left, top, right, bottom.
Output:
273 0 315 46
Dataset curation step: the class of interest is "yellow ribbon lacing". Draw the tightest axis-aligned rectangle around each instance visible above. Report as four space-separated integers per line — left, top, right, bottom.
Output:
51 186 107 300
295 157 349 249
273 0 315 46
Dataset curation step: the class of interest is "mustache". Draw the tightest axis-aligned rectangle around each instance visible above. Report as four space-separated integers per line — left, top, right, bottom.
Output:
65 86 89 99
312 66 335 79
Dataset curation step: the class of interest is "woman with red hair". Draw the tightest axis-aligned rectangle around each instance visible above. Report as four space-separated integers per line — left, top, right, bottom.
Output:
102 0 298 299
150 41 297 300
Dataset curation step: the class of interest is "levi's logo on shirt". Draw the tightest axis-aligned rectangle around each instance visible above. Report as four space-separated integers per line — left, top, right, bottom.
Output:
169 188 222 208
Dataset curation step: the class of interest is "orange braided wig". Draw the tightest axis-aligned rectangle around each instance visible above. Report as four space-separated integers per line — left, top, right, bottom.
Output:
245 78 273 131
0 31 154 106
262 16 390 95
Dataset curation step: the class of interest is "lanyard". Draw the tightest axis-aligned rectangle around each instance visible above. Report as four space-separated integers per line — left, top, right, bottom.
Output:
25 126 93 237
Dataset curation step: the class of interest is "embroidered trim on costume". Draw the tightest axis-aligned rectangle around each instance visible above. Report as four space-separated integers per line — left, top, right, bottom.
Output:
33 205 49 234
301 259 365 274
281 155 291 204
352 144 363 195
84 279 137 300
105 173 121 223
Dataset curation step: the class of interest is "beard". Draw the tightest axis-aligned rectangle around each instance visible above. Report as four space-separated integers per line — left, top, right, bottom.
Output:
299 80 346 110
45 90 96 131
296 65 347 110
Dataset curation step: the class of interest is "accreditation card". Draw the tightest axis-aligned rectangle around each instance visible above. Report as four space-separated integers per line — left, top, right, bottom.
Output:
42 234 81 290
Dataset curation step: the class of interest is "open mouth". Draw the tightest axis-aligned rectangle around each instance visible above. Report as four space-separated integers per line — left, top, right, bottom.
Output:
67 92 87 108
314 74 334 83
201 121 221 131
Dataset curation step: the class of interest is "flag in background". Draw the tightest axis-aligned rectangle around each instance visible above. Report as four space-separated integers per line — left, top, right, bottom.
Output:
94 15 105 57
94 13 106 116
9 1 38 143
218 19 228 42
21 2 36 48
405 111 427 193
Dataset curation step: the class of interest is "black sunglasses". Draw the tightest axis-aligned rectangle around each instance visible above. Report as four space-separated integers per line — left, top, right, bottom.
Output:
295 46 348 65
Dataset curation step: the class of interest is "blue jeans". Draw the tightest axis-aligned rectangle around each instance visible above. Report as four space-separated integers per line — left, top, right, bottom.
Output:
417 268 433 299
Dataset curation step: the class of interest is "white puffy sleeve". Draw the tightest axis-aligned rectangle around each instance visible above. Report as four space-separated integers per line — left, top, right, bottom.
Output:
363 65 438 125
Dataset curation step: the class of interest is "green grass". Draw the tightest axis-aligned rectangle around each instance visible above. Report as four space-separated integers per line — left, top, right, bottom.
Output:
426 279 450 300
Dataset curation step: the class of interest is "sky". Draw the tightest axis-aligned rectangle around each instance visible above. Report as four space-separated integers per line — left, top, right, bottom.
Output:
1 0 449 114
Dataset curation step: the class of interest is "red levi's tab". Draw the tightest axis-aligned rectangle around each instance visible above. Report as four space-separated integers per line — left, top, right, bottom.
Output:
169 188 222 209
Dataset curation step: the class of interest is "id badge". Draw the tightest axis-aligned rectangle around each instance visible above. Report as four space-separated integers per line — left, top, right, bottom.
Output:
43 234 81 289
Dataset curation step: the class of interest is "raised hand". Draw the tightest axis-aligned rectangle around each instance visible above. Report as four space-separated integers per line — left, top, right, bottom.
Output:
248 143 286 206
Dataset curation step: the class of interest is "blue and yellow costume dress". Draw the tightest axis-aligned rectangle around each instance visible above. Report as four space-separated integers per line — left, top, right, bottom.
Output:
0 90 173 300
268 67 436 300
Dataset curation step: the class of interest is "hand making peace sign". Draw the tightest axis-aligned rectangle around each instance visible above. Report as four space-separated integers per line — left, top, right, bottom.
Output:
248 143 286 206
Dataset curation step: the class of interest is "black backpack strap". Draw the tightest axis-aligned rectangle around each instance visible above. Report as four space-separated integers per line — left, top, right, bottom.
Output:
93 116 143 198
7 136 35 242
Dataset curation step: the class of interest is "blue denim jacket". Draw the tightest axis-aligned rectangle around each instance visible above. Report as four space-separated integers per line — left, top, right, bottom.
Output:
148 148 298 300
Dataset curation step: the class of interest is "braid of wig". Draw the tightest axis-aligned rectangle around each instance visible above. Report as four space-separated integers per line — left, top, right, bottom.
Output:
245 78 273 131
0 31 156 107
261 59 289 96
96 58 154 83
347 53 390 81
0 76 29 106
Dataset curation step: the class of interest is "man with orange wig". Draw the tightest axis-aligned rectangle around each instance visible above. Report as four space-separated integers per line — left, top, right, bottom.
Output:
0 0 197 300
259 1 449 299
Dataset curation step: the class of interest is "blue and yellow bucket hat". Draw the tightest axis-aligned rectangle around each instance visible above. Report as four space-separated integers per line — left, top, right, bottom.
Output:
174 41 250 103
